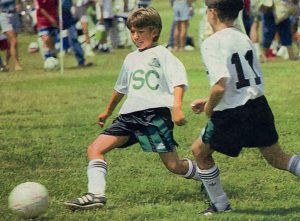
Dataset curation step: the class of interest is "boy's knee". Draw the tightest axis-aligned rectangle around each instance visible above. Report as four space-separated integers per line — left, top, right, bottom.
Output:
191 139 205 157
87 143 104 159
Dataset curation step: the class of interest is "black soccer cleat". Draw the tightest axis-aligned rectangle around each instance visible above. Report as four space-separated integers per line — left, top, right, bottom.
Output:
200 203 232 216
64 193 106 210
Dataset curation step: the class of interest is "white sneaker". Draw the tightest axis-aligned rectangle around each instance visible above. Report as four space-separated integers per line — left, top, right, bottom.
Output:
184 45 195 51
276 46 289 60
85 44 95 57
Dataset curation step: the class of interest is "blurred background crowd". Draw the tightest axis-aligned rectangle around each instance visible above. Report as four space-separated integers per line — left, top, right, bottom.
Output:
0 0 299 72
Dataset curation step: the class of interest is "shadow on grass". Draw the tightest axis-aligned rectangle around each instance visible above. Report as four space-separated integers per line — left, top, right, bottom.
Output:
234 206 300 216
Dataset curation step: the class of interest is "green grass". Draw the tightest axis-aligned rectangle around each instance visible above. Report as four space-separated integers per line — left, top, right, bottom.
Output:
1 1 300 220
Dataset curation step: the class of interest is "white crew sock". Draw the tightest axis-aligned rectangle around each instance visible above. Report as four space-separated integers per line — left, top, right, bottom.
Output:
182 158 202 181
198 165 229 211
87 159 107 196
288 155 300 177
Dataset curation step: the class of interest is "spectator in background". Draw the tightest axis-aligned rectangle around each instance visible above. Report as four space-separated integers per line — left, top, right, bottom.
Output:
262 0 298 61
34 0 58 61
97 0 128 52
62 0 93 67
0 0 22 71
73 0 95 57
166 20 195 51
170 0 194 51
97 0 114 52
137 0 151 8
242 0 273 60
0 33 10 71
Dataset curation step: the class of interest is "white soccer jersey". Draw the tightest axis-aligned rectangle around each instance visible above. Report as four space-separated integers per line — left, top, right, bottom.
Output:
115 45 188 114
201 28 264 111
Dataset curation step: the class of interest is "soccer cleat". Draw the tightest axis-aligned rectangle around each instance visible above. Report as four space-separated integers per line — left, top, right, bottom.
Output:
200 203 231 216
64 193 106 210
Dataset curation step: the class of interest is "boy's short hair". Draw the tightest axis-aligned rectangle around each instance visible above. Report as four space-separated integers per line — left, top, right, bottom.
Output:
126 7 162 42
205 0 244 21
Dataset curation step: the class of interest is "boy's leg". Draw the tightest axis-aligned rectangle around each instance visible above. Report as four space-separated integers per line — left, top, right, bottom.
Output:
159 151 201 181
192 138 230 215
259 142 300 176
64 134 130 210
67 25 86 66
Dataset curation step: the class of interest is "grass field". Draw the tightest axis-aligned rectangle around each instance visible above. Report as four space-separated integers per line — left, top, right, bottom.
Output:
1 1 300 220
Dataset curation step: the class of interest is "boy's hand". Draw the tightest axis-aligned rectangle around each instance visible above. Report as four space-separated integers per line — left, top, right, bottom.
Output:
97 111 111 127
172 107 187 126
191 99 207 114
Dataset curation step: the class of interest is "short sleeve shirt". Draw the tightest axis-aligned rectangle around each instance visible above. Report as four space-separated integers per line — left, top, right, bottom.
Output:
201 28 264 111
115 45 188 114
34 0 58 29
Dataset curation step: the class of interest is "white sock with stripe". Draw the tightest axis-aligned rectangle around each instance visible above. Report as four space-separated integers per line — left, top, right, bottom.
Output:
87 159 107 197
198 165 229 211
288 155 300 176
182 158 202 181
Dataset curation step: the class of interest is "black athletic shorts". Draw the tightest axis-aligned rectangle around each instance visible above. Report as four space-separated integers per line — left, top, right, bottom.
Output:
102 107 178 153
202 96 279 157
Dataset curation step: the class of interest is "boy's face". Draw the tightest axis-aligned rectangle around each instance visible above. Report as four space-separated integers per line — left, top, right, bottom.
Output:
129 27 158 50
206 7 216 27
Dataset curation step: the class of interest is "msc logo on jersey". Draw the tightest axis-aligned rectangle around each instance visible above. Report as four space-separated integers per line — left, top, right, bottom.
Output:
131 69 160 90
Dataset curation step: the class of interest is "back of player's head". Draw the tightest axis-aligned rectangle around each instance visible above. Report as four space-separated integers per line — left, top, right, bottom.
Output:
205 0 244 22
126 7 162 42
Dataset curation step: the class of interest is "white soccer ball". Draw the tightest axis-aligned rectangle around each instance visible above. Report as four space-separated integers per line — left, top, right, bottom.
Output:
28 42 39 53
8 182 49 219
44 57 58 71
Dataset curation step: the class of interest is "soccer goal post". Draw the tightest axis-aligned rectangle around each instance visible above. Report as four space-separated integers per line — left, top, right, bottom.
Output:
58 0 64 75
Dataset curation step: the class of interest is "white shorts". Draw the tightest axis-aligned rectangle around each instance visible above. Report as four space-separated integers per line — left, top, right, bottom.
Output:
172 1 191 21
0 12 21 33
73 5 88 23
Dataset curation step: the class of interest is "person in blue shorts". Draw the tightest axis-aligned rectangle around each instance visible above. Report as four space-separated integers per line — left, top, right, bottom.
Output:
262 2 297 60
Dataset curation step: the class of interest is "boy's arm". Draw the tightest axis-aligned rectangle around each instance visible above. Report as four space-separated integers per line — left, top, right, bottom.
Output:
172 85 187 126
204 78 226 117
97 90 124 127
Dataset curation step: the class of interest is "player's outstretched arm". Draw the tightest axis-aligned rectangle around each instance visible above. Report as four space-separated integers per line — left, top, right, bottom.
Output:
172 85 187 126
97 90 124 127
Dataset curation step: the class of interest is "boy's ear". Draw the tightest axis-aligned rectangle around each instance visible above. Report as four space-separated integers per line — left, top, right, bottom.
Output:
151 28 159 39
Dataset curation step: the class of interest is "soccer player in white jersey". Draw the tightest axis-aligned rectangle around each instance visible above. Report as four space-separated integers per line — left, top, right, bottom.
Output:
191 0 300 215
64 7 202 210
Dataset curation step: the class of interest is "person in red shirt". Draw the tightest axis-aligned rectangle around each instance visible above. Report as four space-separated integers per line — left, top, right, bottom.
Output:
34 0 58 60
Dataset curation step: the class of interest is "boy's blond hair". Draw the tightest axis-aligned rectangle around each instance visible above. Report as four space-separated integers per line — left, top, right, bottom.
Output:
126 7 162 42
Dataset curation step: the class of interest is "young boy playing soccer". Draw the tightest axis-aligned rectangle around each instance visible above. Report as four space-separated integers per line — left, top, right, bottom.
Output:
191 0 300 215
64 7 202 210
